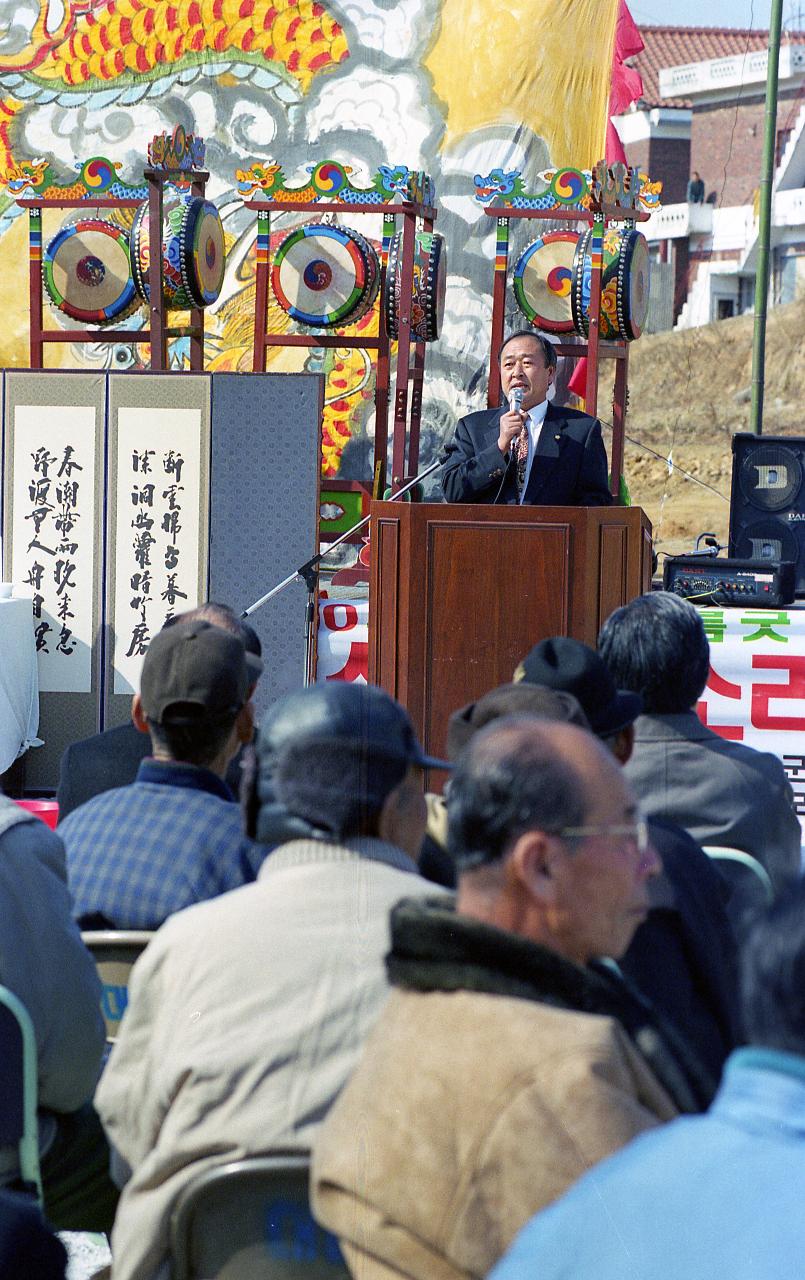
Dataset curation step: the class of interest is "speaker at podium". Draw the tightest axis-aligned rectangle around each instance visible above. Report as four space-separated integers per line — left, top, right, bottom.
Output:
729 434 805 594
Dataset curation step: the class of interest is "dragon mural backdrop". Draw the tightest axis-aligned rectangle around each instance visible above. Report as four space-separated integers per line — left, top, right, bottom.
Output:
0 0 625 479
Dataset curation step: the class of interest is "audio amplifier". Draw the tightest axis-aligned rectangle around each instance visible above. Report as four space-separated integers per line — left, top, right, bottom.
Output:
662 556 796 608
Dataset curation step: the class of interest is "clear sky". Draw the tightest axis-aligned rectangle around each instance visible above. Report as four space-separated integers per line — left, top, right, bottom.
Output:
627 0 804 30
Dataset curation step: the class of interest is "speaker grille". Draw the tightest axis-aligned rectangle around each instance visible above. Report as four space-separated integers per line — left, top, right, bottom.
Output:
738 444 802 512
733 517 800 565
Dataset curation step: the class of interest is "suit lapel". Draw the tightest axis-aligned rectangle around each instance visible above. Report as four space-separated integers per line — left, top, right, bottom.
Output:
535 404 565 457
482 408 518 503
483 407 505 443
526 404 566 502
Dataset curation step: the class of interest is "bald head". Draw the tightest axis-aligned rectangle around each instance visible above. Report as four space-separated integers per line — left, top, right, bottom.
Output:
447 717 621 873
447 717 655 963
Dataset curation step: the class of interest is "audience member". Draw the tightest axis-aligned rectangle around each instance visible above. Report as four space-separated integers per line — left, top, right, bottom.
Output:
446 683 591 757
598 592 801 892
490 879 805 1280
313 718 709 1280
60 619 264 929
420 683 591 885
56 603 260 818
0 796 113 1231
95 682 444 1280
0 1190 66 1280
515 635 740 1082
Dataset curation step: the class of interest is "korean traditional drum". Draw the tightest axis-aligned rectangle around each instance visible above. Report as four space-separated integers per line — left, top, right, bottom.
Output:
271 224 380 327
512 232 578 334
571 227 650 341
132 194 225 309
384 230 446 342
42 218 138 325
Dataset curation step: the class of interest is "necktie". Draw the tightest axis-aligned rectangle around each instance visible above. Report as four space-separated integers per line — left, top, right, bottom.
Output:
515 418 529 496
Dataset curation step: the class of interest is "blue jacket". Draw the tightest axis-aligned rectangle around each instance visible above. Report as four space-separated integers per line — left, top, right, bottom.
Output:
60 758 265 929
490 1047 805 1280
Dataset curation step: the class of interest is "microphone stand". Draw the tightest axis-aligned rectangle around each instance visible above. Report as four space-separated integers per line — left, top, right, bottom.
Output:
240 457 443 683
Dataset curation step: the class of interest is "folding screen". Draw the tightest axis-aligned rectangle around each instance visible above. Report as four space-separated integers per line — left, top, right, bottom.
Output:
3 371 105 790
208 372 322 719
1 370 323 787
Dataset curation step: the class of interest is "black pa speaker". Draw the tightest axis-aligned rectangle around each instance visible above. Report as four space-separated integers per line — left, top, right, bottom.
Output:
729 434 805 595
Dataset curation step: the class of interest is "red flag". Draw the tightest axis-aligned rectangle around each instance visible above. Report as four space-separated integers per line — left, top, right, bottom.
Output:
606 1 644 164
570 4 644 410
568 357 588 404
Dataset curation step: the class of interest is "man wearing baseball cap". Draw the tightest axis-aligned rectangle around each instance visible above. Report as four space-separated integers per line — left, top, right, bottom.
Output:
94 682 445 1280
60 619 265 929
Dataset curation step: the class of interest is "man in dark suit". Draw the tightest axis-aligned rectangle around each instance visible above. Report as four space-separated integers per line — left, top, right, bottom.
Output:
441 330 613 506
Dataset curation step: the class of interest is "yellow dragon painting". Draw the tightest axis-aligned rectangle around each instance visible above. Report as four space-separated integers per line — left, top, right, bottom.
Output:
0 0 349 184
0 0 373 473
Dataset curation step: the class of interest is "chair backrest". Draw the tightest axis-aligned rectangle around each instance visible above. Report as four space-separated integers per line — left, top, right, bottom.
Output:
0 984 42 1203
12 799 59 830
702 846 775 927
169 1153 350 1280
80 932 153 1044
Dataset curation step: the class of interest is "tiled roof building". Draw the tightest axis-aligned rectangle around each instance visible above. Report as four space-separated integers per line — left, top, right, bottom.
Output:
613 24 805 329
633 26 805 109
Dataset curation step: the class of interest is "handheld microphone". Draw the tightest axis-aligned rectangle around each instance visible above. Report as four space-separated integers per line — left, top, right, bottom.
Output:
509 386 524 415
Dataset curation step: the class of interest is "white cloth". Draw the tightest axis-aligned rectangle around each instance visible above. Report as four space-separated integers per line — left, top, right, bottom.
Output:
0 598 40 772
518 400 549 503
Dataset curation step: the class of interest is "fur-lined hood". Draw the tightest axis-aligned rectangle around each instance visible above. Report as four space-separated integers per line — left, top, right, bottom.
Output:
387 895 715 1112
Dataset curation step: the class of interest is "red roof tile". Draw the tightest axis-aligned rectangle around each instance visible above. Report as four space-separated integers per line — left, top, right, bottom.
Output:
632 25 805 108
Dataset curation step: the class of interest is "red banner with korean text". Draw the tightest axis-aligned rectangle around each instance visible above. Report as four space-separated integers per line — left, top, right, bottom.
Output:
317 598 369 685
697 606 805 834
316 601 805 832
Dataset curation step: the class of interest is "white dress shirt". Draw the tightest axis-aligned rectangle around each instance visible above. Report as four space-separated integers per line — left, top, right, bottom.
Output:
518 398 549 503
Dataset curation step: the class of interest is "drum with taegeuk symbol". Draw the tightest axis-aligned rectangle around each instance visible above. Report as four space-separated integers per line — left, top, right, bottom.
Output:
271 224 380 328
42 218 139 325
571 226 650 342
384 229 446 342
512 232 578 334
131 194 225 310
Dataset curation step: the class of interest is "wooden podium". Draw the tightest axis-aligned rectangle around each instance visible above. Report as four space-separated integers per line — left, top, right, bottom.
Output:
368 502 652 764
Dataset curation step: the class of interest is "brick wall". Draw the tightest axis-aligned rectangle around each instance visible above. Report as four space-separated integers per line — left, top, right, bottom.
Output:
691 87 802 208
625 136 691 204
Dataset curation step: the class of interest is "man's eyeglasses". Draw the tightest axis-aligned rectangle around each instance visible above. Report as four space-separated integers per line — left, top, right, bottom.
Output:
554 819 650 856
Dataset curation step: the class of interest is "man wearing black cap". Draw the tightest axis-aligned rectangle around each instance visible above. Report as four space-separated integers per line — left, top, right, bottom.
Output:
94 683 443 1280
59 620 264 929
514 635 740 1084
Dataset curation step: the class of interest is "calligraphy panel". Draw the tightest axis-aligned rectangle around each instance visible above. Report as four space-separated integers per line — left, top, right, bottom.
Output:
2 371 105 788
106 375 210 717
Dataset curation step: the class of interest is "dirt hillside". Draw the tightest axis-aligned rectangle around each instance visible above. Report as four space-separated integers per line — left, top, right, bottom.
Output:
597 296 805 555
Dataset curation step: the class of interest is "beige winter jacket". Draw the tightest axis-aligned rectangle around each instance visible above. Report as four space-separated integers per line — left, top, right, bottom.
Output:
312 986 678 1280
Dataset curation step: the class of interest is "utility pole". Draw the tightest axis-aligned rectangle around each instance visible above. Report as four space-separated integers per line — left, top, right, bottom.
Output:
750 0 784 435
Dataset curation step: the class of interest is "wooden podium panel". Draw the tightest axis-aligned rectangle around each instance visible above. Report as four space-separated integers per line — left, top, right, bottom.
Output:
369 502 651 764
